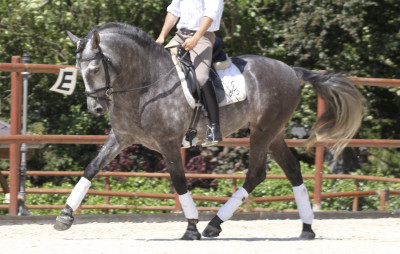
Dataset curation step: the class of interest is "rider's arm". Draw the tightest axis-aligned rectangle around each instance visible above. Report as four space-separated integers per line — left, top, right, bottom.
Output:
156 12 179 45
182 16 213 51
182 0 223 51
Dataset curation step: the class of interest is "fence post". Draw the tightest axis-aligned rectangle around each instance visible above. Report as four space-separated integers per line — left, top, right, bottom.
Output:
245 196 251 212
9 56 23 216
174 192 182 212
379 188 389 211
352 179 359 211
232 178 237 194
105 176 110 214
313 96 325 211
180 148 186 170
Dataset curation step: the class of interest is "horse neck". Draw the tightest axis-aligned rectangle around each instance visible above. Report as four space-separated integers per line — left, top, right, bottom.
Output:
105 36 185 116
107 37 175 92
105 37 191 134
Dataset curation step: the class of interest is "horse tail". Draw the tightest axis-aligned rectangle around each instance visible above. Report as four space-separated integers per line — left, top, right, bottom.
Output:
293 67 367 159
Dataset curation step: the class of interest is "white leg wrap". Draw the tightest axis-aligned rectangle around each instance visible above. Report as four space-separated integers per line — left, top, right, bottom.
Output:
293 183 314 224
179 192 198 219
217 187 248 222
66 177 91 211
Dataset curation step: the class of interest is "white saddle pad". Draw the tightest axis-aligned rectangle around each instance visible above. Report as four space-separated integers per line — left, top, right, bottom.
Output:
174 57 247 109
214 63 247 107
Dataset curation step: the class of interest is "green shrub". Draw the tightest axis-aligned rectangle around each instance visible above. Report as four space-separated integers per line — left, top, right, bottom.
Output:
1 161 399 215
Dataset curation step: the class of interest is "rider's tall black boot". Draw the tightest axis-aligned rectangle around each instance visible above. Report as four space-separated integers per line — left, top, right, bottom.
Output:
201 79 222 146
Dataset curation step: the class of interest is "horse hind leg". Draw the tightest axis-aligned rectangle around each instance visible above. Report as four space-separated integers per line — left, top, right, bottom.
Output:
202 126 275 238
269 137 315 239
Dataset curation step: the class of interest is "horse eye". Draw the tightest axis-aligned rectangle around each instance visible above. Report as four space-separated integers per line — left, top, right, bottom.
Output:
93 66 100 73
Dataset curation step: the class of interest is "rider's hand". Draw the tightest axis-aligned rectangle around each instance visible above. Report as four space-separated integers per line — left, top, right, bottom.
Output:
156 36 165 45
182 36 199 51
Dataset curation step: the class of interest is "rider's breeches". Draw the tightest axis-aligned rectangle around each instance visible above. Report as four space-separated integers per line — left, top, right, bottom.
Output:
171 30 216 86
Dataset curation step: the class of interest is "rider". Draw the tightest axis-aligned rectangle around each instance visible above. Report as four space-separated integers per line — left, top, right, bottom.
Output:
156 0 224 146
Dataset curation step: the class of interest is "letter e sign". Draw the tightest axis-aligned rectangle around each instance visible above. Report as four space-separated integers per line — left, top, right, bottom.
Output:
50 67 77 95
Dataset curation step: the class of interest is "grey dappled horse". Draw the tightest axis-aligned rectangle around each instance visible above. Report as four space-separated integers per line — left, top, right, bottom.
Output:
54 22 365 240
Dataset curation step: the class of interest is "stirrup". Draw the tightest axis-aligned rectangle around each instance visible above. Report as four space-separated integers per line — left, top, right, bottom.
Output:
202 125 222 147
202 139 219 147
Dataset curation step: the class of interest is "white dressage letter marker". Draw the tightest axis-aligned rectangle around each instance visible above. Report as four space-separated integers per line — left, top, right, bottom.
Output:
50 67 77 95
293 183 314 224
66 177 91 211
217 187 248 221
179 192 198 219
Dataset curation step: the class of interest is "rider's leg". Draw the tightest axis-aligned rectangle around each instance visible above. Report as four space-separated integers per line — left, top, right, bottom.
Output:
201 79 222 146
188 32 222 146
170 31 221 145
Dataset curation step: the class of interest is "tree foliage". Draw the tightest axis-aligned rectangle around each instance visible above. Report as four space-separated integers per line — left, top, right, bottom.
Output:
0 0 399 185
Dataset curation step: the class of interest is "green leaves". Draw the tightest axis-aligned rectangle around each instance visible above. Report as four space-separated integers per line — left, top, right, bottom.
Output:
9 161 399 215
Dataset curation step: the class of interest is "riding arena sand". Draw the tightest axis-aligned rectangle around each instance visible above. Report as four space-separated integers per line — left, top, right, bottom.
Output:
0 212 399 254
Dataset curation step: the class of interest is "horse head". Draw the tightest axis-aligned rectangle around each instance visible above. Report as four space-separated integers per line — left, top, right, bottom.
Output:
67 29 119 116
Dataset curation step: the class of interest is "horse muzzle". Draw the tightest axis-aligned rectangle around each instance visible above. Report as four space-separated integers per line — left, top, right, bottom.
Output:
87 97 108 116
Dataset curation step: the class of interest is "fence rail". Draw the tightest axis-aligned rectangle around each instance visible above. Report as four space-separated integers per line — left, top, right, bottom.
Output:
1 170 399 212
1 135 400 148
1 170 400 182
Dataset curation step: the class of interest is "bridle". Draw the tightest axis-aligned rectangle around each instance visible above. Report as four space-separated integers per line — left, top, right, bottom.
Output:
77 45 114 101
77 43 180 102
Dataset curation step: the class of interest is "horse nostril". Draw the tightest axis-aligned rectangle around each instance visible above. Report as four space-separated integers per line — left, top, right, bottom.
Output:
95 107 104 114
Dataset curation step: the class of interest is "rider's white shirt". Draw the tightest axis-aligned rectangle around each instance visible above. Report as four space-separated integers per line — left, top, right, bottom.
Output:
167 0 224 32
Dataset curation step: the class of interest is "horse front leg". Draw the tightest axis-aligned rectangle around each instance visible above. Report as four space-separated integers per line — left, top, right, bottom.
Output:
162 148 201 240
54 130 131 231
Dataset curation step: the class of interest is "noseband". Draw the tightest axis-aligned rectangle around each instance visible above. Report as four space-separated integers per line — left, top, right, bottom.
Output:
78 45 113 101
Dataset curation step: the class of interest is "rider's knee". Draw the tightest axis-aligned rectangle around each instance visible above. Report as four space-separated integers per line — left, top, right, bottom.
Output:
197 75 209 87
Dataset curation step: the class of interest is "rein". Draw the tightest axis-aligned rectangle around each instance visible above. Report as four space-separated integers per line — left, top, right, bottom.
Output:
78 44 180 101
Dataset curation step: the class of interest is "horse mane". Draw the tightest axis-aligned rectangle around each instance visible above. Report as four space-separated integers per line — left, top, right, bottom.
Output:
83 22 166 53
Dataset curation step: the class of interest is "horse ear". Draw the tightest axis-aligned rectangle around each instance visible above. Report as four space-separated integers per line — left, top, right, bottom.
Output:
67 31 79 45
91 30 100 49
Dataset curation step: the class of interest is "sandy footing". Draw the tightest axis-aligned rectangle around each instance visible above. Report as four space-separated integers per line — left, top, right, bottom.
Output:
0 217 399 254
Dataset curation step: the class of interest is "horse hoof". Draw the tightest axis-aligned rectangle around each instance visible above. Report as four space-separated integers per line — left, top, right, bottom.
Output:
300 230 316 239
54 214 74 231
299 223 315 240
202 224 222 238
181 229 201 240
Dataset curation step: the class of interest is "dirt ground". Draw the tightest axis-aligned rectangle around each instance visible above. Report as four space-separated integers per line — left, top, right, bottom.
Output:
0 217 399 254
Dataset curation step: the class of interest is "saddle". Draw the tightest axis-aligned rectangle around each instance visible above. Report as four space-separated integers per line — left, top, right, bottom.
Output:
175 37 231 102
